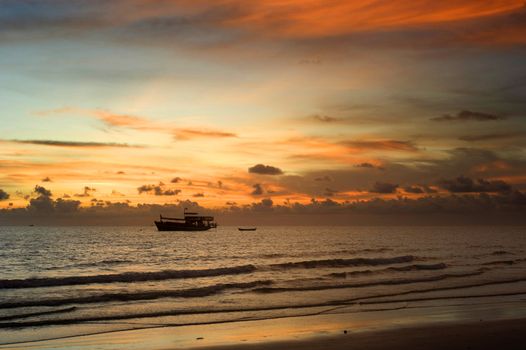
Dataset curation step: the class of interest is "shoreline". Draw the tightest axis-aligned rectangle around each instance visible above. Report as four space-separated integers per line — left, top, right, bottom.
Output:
195 317 526 350
2 296 526 350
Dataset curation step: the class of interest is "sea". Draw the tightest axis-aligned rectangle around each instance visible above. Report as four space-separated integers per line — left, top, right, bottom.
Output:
1 226 526 346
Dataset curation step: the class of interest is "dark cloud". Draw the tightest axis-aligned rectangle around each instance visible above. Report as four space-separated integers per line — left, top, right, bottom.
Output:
2 187 526 225
42 177 52 182
162 189 181 196
116 171 125 175
193 193 204 197
370 182 399 194
55 198 81 213
28 185 54 212
459 132 522 142
171 177 182 183
137 184 157 194
248 164 283 175
277 147 526 200
431 110 504 122
248 198 275 212
137 183 181 196
260 198 273 208
74 186 96 197
34 185 52 197
347 191 526 217
0 189 9 201
251 183 264 196
10 139 140 148
438 176 512 193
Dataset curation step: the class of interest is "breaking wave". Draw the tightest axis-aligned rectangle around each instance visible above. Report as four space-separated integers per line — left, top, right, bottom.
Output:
0 280 272 309
329 263 447 278
270 255 416 270
254 270 487 294
0 264 257 289
0 255 419 289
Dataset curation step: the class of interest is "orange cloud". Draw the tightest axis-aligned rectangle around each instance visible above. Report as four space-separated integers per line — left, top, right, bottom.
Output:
94 111 156 130
173 128 237 140
37 107 238 140
219 0 524 38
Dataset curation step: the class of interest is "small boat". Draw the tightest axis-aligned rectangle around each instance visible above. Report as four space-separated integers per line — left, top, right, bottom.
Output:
238 227 257 231
155 209 217 232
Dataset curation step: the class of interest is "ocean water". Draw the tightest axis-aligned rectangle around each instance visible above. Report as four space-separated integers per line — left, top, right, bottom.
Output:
1 226 526 345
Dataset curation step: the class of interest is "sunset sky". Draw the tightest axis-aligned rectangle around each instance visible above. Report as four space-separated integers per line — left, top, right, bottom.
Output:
1 1 525 223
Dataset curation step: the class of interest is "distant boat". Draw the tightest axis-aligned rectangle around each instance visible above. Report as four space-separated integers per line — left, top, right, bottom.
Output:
238 227 257 231
155 209 217 232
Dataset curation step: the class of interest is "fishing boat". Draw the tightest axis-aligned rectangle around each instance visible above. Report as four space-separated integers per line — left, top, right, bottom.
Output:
238 227 257 231
155 209 217 231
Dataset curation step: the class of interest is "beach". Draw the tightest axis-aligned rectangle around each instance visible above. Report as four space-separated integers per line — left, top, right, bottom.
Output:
195 318 526 350
2 298 525 350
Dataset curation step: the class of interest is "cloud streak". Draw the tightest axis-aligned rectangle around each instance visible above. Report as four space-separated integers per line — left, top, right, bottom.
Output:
3 0 524 48
341 140 418 152
9 140 140 148
459 132 522 142
431 110 505 122
173 128 237 140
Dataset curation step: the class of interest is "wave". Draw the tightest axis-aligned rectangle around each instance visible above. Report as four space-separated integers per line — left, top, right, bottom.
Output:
491 250 513 256
0 264 257 289
254 270 486 294
0 307 77 322
44 259 133 271
0 256 417 290
2 286 526 330
482 258 526 266
329 263 447 278
0 280 272 309
270 255 416 270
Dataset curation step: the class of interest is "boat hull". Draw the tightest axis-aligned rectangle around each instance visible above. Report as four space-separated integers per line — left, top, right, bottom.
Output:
155 221 213 231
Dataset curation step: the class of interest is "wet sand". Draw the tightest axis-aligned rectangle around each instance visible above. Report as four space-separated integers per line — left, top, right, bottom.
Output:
195 318 526 350
3 300 526 350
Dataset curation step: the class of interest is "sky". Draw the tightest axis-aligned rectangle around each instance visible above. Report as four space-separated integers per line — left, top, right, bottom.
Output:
0 0 525 224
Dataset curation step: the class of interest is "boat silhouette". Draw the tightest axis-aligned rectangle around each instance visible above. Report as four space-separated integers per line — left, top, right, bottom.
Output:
155 209 217 231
